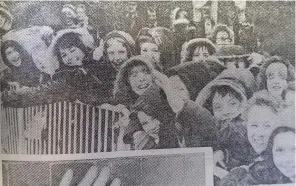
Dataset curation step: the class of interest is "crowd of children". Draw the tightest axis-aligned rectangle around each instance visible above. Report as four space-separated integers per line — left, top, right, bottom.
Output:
0 2 295 185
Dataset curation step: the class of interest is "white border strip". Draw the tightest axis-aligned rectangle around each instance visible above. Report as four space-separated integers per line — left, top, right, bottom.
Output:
1 147 212 161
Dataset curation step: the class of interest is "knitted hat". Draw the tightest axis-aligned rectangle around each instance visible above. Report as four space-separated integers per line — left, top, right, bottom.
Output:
181 38 216 63
103 30 136 57
166 61 216 101
196 68 256 107
0 2 12 32
1 26 59 76
113 55 156 106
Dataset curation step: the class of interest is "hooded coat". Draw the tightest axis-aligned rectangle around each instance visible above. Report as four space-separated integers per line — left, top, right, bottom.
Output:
103 30 136 63
114 56 179 150
51 29 114 105
196 69 257 170
2 29 114 107
1 28 52 89
166 60 225 101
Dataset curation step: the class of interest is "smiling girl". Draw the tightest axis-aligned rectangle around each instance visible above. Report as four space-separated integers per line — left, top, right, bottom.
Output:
114 56 179 149
1 40 42 88
136 27 174 71
51 29 113 105
257 56 295 103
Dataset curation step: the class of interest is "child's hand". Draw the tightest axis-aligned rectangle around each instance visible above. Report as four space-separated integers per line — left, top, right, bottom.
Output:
114 104 130 129
152 70 172 91
59 166 121 186
93 39 104 61
214 150 226 169
152 70 185 113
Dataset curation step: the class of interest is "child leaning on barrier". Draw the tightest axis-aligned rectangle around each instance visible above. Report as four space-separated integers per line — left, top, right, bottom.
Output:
196 68 257 170
165 60 224 148
114 56 179 150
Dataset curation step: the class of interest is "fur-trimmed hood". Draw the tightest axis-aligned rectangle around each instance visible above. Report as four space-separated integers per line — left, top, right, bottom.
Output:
1 26 59 76
113 55 156 106
196 68 256 108
181 38 216 63
49 28 95 72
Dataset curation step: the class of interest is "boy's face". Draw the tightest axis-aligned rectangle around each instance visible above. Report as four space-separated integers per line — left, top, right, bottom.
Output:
266 62 288 99
140 42 160 64
169 75 190 101
0 13 6 28
216 31 232 45
128 65 152 96
5 47 22 67
247 105 278 154
107 38 128 71
212 92 242 121
192 46 209 63
138 111 160 139
273 132 295 180
60 46 85 66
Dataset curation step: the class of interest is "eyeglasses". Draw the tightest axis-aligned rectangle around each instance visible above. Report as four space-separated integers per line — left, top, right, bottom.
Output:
216 37 232 43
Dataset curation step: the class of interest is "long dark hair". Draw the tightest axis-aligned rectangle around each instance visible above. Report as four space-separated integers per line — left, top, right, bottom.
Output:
55 32 90 70
1 40 33 71
1 40 42 87
257 56 295 95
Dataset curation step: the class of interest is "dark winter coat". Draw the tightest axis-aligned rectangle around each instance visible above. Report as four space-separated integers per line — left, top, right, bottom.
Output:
175 100 218 148
196 69 257 170
123 84 179 150
216 157 292 186
166 60 225 101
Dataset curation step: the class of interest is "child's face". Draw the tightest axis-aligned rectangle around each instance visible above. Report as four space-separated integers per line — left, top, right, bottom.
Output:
192 46 209 63
0 13 6 28
60 46 85 66
177 10 188 19
169 75 190 100
128 65 152 96
107 38 128 70
266 62 288 99
272 131 295 180
212 92 242 121
216 31 232 45
138 111 160 139
5 47 21 67
247 105 278 154
140 42 160 64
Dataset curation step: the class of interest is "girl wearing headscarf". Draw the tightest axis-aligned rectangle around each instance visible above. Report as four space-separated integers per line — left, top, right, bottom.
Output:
136 27 174 71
